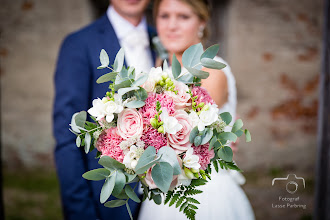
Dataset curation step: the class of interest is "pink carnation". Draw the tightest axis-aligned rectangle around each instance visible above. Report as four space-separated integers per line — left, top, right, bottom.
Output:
96 127 125 162
139 92 175 128
141 127 168 152
191 86 215 110
192 143 215 170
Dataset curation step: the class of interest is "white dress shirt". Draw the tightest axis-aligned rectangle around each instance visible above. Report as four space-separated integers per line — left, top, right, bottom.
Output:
107 6 153 76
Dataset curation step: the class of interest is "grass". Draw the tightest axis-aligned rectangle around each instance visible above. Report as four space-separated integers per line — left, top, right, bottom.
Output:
3 168 63 220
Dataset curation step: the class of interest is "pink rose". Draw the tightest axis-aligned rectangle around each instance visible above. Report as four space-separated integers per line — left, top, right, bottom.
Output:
165 81 191 110
167 110 193 153
117 108 143 140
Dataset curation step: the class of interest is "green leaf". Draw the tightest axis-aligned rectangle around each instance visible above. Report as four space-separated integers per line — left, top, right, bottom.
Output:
185 67 209 79
84 132 91 153
132 74 148 87
189 126 199 143
182 43 203 69
134 87 148 101
76 136 81 147
112 170 126 196
82 168 110 181
217 132 237 143
218 146 233 162
194 136 202 146
100 175 115 203
113 48 124 72
190 178 207 187
245 129 252 142
232 119 243 133
180 201 188 212
201 128 213 145
220 112 232 125
151 194 161 205
201 44 219 60
209 136 217 150
99 156 125 170
135 146 157 174
176 196 185 208
125 185 141 203
186 197 200 204
118 86 139 97
200 58 226 70
169 193 180 207
126 202 133 220
104 199 126 208
158 146 181 175
213 160 219 172
96 72 118 84
172 54 181 79
177 73 194 84
151 162 173 193
114 80 132 91
98 49 109 69
125 100 145 108
163 59 169 71
125 173 137 183
234 129 244 137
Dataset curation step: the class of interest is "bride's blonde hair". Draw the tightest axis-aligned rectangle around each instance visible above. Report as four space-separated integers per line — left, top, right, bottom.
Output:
153 0 211 41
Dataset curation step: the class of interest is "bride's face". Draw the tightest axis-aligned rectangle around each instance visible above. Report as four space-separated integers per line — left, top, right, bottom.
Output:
156 0 205 55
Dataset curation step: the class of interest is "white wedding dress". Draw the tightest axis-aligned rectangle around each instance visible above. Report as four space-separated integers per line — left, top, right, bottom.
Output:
138 57 255 220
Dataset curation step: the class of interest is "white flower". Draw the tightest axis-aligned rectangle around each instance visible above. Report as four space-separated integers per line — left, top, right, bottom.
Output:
198 104 219 131
160 109 183 134
123 145 144 170
88 96 124 123
183 148 201 170
188 111 200 128
177 171 192 186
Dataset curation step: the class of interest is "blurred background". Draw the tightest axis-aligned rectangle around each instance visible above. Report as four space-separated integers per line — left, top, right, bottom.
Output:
0 0 324 219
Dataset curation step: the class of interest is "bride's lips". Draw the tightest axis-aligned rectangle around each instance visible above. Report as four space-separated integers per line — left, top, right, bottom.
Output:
125 0 142 4
166 34 181 40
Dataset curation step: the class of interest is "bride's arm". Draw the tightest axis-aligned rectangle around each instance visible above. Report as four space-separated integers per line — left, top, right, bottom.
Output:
201 68 228 107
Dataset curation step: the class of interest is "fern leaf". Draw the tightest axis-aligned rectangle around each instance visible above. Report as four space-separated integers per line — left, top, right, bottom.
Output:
184 189 203 196
164 190 174 205
186 197 200 204
180 201 188 212
213 160 219 172
188 204 198 210
183 207 196 220
169 193 180 207
176 196 185 208
190 179 207 187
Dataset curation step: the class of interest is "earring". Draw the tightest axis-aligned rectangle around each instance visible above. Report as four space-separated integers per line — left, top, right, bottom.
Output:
198 26 205 39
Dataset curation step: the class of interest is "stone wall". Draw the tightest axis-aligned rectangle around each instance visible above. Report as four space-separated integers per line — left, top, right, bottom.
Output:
0 0 324 175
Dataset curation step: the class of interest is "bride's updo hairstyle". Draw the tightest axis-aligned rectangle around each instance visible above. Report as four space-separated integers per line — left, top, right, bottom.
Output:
153 0 211 41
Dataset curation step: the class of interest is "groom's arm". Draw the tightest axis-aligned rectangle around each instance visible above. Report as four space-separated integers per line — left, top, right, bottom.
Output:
53 33 97 220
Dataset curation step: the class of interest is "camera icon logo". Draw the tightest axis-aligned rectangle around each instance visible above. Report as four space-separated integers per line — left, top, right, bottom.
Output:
272 174 305 194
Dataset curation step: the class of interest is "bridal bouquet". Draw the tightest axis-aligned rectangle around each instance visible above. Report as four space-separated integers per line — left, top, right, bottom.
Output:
69 43 251 220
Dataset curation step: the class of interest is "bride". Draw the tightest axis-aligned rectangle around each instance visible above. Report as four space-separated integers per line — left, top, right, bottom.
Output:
138 0 255 219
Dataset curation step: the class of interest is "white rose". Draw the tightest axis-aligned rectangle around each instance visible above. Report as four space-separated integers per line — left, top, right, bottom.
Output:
188 111 200 128
198 104 219 131
160 109 183 134
183 148 201 170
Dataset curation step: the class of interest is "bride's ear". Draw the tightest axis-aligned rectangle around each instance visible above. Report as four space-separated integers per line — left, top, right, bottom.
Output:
198 25 206 39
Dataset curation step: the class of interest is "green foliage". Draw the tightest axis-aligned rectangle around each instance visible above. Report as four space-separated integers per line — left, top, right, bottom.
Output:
218 146 233 162
151 162 173 193
82 168 110 181
125 185 141 203
98 49 110 69
200 58 226 70
232 119 243 133
104 199 126 208
182 43 203 70
96 72 118 84
200 44 219 60
219 112 232 125
113 48 124 72
172 54 181 79
100 175 116 203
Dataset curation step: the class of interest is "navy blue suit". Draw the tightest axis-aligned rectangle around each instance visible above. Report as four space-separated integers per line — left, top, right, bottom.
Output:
53 14 155 220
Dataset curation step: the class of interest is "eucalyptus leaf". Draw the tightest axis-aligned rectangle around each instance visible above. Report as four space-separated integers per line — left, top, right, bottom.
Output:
114 80 132 91
132 74 148 87
153 194 162 205
134 87 148 101
189 126 199 143
113 189 129 199
104 199 126 208
218 146 233 162
217 132 238 143
82 168 110 181
135 146 157 174
151 162 173 193
163 59 169 71
98 49 109 69
158 146 181 175
201 129 213 145
126 202 133 220
125 185 141 203
112 170 126 196
177 72 194 84
172 54 181 79
74 111 87 128
245 129 252 142
182 43 203 69
200 58 226 70
113 48 124 72
194 136 202 146
118 86 139 97
209 136 217 150
200 44 219 60
100 175 115 203
234 129 244 137
125 173 137 183
185 67 209 79
96 72 118 84
232 119 243 133
125 100 145 108
99 156 126 170
84 132 91 153
220 112 232 125
76 136 81 147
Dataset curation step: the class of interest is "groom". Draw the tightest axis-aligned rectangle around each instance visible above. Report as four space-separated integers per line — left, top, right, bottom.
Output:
53 0 154 219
